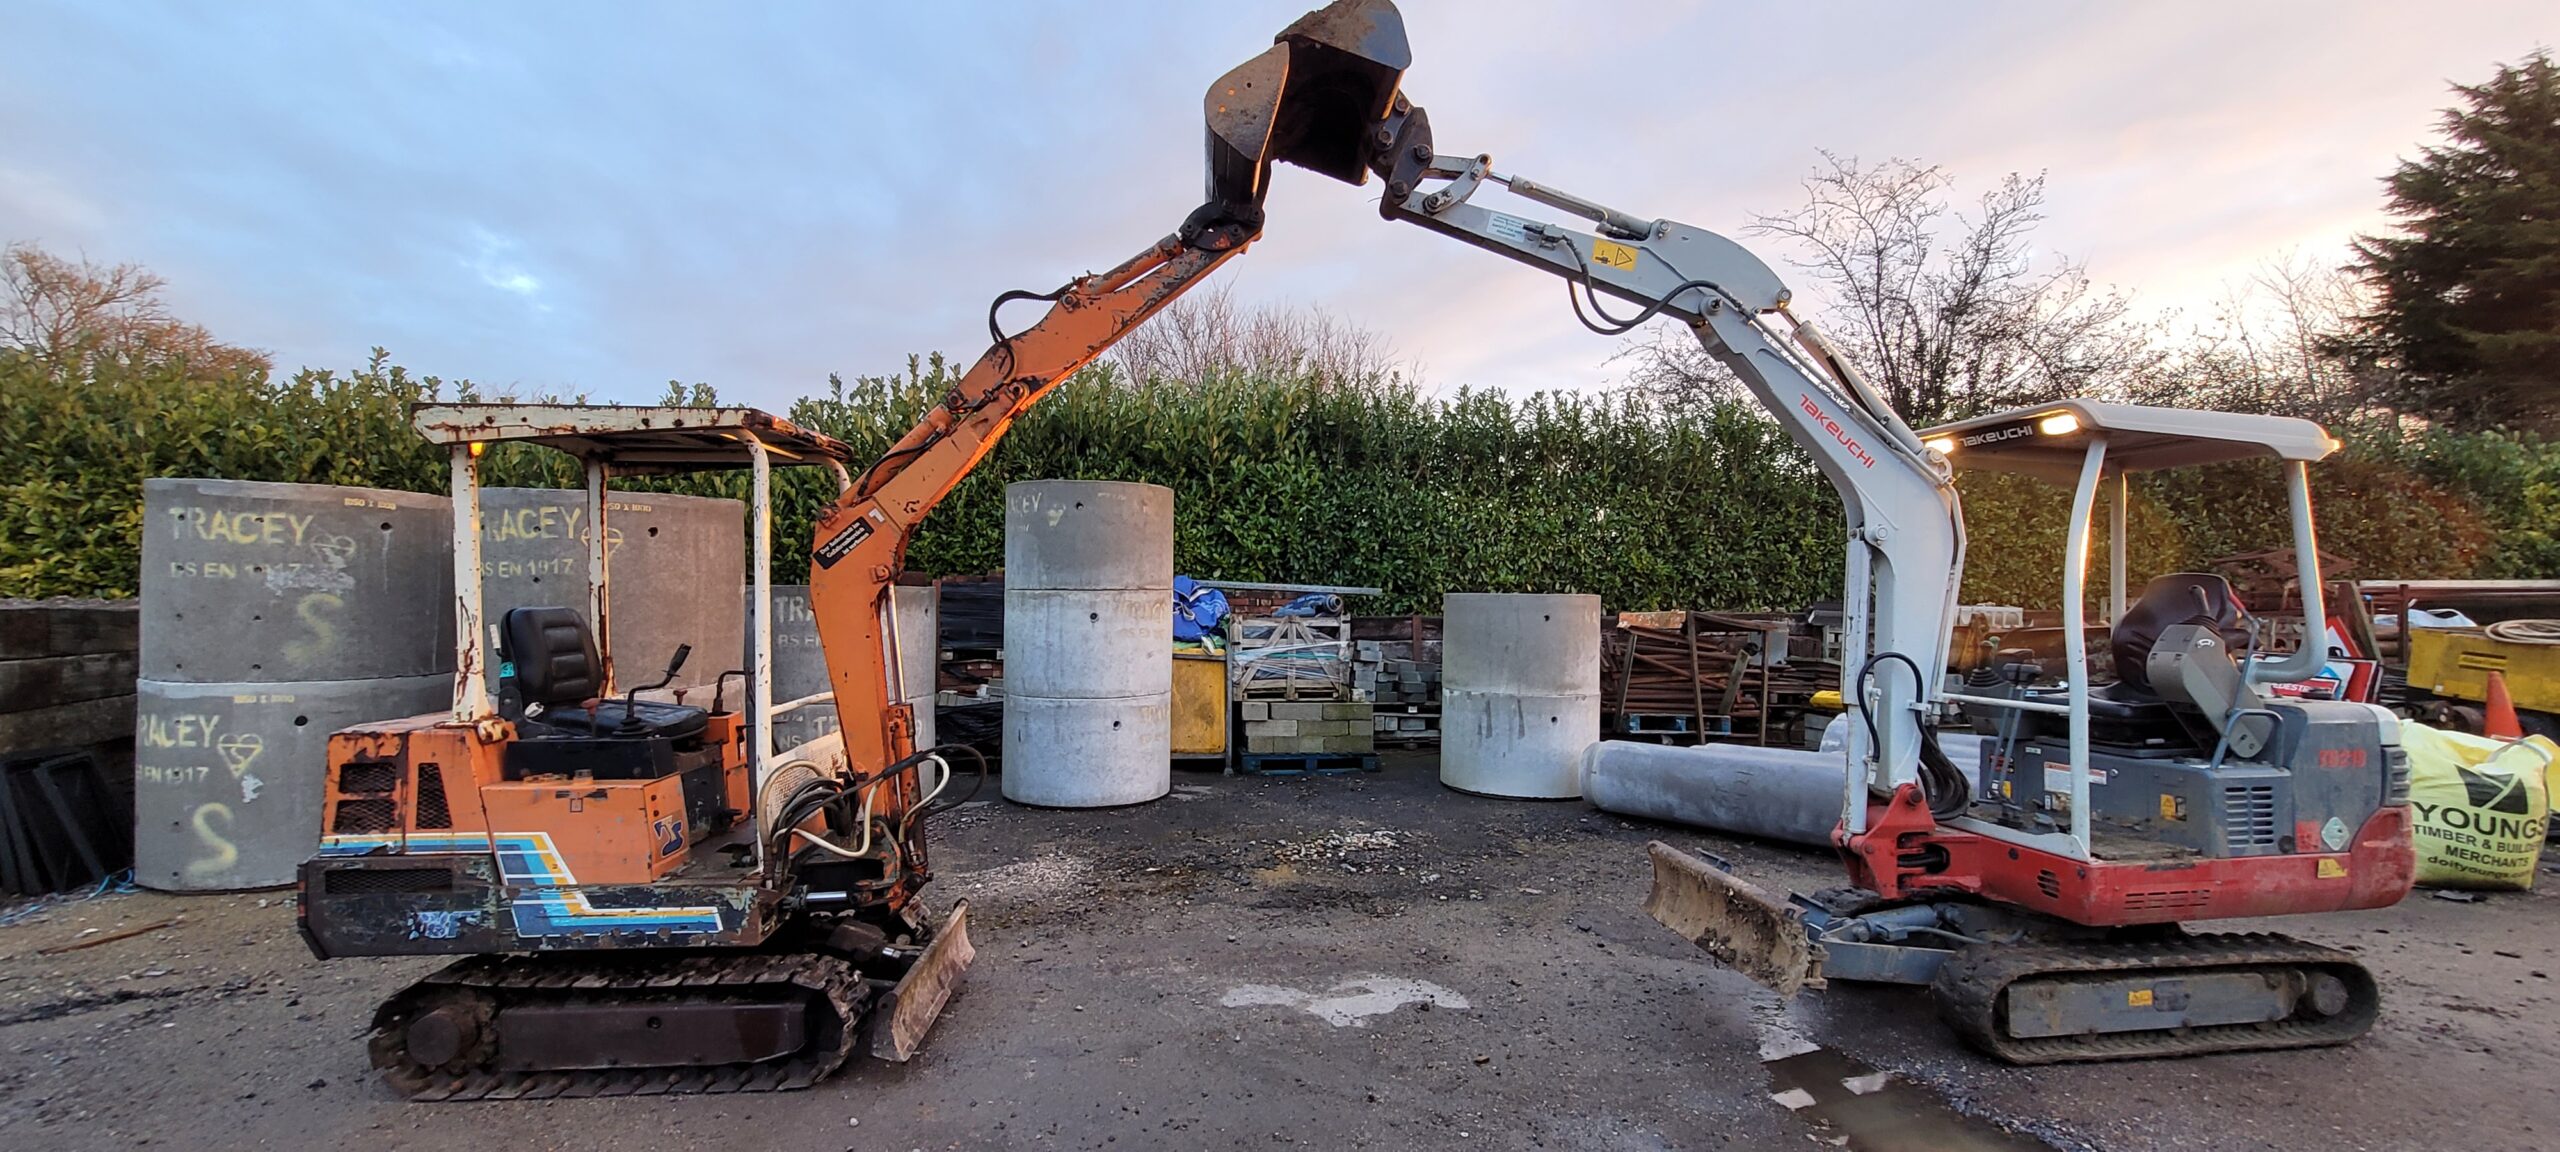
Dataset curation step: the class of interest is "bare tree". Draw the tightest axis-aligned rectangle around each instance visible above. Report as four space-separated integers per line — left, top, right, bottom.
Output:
2128 252 2377 420
2 242 269 377
1112 282 1405 388
1621 154 2144 423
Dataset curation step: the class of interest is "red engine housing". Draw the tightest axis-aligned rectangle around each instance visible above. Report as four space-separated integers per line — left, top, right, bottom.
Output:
1838 785 2416 926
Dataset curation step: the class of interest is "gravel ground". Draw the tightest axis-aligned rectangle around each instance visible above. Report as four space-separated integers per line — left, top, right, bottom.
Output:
2 751 2555 1151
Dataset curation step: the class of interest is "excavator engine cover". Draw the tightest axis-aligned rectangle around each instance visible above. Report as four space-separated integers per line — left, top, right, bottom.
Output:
1204 0 1410 212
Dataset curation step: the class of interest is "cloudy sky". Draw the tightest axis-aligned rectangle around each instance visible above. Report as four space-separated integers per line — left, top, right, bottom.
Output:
3 1 2549 407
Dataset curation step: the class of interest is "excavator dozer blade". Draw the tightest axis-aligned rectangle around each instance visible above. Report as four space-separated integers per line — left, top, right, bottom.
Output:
869 900 976 1063
1644 842 1825 998
1204 0 1412 210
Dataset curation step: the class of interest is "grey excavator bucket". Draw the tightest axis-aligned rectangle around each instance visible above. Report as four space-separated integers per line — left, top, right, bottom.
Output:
1202 0 1411 214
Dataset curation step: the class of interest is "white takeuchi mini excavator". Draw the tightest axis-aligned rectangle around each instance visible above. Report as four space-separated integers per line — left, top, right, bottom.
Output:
1241 0 2416 1063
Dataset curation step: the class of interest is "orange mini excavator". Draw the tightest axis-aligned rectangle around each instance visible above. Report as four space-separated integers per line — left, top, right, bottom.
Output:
292 3 1414 1098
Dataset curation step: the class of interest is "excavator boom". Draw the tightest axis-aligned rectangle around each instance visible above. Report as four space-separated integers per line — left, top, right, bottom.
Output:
805 0 1415 856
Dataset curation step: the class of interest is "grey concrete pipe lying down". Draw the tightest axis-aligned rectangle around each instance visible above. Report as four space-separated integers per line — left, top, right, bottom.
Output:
1581 732 1992 848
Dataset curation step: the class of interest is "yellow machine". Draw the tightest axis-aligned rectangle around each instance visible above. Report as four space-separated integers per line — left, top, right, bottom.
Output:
2407 625 2560 735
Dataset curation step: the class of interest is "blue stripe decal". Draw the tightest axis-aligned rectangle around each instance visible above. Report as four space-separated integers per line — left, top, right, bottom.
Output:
317 832 726 937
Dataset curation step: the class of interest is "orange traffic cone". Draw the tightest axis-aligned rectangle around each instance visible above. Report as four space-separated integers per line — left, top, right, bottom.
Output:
2483 671 2523 739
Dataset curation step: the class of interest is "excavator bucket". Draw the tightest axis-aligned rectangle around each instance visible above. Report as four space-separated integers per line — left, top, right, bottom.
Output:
1204 0 1411 210
1644 842 1826 998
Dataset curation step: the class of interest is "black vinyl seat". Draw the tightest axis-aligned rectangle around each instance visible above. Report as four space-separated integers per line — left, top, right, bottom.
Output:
2107 573 2251 700
2021 574 2251 750
499 606 708 741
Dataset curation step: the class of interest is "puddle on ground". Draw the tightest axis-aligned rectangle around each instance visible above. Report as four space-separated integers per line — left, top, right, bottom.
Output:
1219 976 1469 1027
1763 1045 2053 1151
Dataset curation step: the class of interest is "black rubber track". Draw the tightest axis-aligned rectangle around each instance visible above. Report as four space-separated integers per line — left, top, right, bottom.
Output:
1930 932 2380 1064
368 951 870 1100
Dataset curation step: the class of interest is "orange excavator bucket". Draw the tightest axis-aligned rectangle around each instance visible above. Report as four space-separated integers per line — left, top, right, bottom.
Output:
1202 0 1412 215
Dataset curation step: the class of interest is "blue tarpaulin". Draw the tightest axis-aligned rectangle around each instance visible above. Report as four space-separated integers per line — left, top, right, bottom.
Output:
1270 593 1342 618
1173 575 1230 641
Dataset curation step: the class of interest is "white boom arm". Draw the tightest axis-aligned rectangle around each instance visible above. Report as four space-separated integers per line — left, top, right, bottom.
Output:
1378 152 1971 826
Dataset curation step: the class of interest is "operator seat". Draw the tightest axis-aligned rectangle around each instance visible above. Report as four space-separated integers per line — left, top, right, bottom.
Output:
2108 573 2252 700
2021 573 2249 749
499 606 709 741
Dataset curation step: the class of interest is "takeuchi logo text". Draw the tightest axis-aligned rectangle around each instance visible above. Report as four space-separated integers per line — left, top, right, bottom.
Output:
1798 394 1876 469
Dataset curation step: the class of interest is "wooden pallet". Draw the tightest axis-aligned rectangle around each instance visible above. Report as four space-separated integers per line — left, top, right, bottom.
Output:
1233 613 1353 699
1238 752 1380 777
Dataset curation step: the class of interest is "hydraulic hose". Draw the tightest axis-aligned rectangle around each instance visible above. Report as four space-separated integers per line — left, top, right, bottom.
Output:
1856 652 1973 821
2485 619 2560 646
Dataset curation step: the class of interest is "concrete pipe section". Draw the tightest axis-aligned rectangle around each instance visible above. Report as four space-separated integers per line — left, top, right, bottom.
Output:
1440 593 1601 799
479 488 743 696
137 478 457 892
1582 741 1851 848
761 583 939 755
134 673 448 890
1584 728 1995 847
765 585 836 753
140 478 453 683
1002 480 1172 808
893 585 939 751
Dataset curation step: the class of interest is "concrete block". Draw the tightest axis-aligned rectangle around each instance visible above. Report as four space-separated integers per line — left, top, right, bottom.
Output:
1271 702 1326 720
1255 718 1299 736
1005 588 1173 699
1241 701 1269 721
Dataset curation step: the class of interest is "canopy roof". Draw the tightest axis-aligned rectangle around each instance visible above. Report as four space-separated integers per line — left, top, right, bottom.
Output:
411 404 855 474
1920 399 2338 484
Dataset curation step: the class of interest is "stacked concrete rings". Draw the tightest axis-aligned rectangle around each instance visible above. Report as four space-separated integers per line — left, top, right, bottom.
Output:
761 583 936 756
479 488 743 696
1001 481 1172 807
1440 592 1602 799
135 479 452 889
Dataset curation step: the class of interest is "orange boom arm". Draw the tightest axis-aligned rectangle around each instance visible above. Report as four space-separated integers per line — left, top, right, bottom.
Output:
804 0 1409 902
805 233 1247 791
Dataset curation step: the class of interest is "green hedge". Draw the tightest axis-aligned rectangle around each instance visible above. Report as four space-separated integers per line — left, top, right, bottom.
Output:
5 347 2553 610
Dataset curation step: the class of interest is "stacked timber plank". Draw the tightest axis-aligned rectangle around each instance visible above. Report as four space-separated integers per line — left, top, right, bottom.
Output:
1600 609 1834 745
